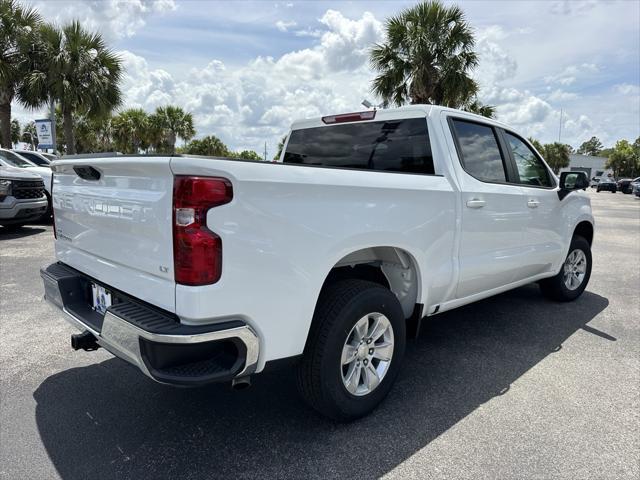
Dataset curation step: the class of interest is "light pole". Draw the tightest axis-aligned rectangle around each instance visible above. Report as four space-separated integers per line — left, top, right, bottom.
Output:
49 98 56 153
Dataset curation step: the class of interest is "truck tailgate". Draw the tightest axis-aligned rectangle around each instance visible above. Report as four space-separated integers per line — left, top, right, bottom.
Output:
52 157 176 312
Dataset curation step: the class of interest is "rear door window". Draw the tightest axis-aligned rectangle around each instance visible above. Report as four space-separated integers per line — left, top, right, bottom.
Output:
283 118 435 174
451 119 507 183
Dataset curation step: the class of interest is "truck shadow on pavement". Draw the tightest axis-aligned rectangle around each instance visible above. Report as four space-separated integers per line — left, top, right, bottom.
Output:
0 226 47 238
34 285 610 480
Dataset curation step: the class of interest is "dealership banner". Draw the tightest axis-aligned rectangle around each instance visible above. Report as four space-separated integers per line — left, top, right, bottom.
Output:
35 119 53 149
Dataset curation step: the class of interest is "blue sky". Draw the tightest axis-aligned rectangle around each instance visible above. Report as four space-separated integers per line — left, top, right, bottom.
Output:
13 0 640 155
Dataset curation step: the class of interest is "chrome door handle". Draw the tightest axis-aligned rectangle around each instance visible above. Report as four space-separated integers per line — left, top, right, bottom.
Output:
466 199 486 209
527 200 540 208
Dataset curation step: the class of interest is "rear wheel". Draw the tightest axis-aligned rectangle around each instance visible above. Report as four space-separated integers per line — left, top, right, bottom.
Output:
296 279 406 421
1 223 25 232
539 235 592 301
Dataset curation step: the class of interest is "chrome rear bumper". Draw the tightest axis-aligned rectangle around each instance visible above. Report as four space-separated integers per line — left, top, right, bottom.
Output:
41 262 259 386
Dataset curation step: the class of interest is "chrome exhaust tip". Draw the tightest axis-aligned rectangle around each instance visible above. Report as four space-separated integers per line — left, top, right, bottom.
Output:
231 376 251 390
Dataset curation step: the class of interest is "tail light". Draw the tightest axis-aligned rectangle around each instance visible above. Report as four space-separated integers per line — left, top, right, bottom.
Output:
173 176 233 286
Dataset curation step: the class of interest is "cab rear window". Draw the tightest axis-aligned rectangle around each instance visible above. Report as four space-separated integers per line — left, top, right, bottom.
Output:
283 118 435 175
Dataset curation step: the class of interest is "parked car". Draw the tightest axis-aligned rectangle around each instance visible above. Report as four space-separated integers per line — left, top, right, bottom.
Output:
39 152 58 162
40 105 594 421
616 178 635 194
0 149 52 216
0 165 48 229
590 177 600 188
630 177 640 197
597 177 617 193
12 149 51 167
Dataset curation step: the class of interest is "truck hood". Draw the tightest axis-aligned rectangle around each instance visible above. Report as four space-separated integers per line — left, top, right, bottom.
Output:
0 165 45 181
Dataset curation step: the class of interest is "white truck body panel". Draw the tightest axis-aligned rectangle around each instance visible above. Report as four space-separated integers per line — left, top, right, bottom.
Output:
52 158 176 312
49 105 594 372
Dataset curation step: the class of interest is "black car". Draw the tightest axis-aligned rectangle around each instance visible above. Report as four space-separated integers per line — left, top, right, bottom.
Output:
616 178 635 194
597 177 617 193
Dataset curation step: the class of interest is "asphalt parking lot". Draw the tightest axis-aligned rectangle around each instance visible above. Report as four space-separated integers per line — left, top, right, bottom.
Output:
1 190 638 480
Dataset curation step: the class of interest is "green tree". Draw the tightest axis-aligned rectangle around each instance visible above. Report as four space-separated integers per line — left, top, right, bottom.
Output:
370 1 478 107
112 108 149 153
235 149 262 161
273 135 287 160
528 138 571 173
75 113 113 153
577 136 603 156
149 106 195 154
184 135 229 157
599 147 614 158
20 120 37 148
0 0 41 148
528 137 544 154
606 139 639 178
543 142 571 174
10 118 20 146
22 21 122 154
464 99 495 118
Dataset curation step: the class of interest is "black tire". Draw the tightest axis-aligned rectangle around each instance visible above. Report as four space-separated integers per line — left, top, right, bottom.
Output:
296 279 406 421
1 223 25 232
539 235 592 302
41 192 53 220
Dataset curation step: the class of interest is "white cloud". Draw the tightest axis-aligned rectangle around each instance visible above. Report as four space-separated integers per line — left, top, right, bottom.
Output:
549 0 598 15
546 89 580 102
107 10 384 153
474 27 518 87
9 5 638 153
544 63 599 86
614 83 640 96
275 20 297 32
34 0 176 40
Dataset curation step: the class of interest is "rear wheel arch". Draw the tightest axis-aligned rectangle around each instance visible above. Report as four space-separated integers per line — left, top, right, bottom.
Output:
318 246 421 320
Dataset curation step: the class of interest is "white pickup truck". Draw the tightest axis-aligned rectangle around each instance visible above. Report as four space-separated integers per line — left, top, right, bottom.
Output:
41 105 594 420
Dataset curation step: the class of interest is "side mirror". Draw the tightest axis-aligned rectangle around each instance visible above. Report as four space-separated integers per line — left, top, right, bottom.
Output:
558 171 589 200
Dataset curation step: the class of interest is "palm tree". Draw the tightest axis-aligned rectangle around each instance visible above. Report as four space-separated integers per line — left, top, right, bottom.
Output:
0 0 41 148
10 118 20 146
21 21 122 154
149 106 195 154
370 1 478 108
21 120 37 149
465 99 496 118
112 108 149 153
75 113 113 153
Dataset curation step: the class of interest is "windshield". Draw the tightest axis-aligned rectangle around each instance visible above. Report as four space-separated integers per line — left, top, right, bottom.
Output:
0 150 36 168
16 152 49 166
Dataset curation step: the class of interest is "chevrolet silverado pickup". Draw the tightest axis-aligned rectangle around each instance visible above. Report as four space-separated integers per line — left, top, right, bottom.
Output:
0 165 48 228
41 105 594 420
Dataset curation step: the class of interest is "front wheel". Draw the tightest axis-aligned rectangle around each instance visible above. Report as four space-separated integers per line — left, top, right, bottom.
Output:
539 235 592 301
296 279 406 421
